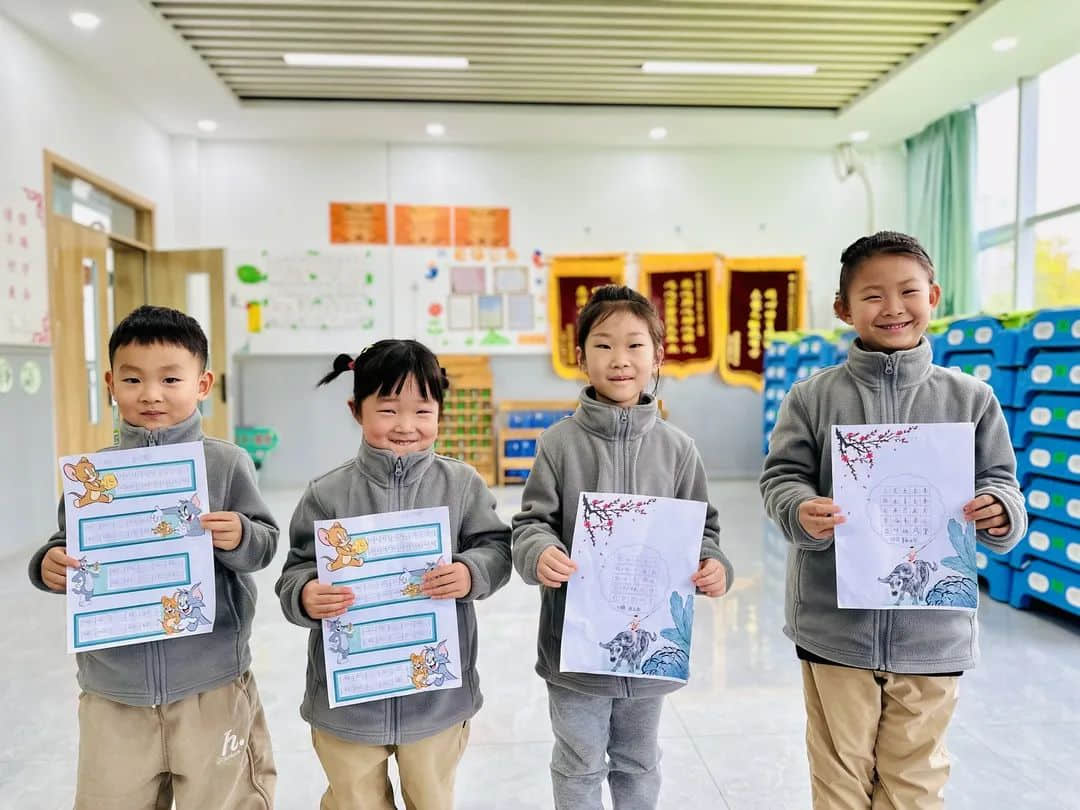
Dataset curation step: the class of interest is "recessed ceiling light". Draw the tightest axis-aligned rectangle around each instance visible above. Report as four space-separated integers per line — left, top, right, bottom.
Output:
284 53 468 69
992 37 1018 52
70 11 101 30
642 61 817 76
649 127 668 140
426 122 446 137
197 119 218 133
850 130 870 143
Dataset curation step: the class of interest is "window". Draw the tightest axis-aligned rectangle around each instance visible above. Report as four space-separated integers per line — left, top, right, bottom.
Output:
973 49 1080 311
1034 211 1080 308
975 88 1018 231
1036 52 1080 214
976 242 1016 312
52 169 138 241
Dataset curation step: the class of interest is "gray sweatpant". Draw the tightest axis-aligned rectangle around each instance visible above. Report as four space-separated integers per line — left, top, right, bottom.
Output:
547 681 664 810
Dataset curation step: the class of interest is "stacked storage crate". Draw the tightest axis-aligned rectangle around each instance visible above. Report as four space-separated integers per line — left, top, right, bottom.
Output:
1004 308 1080 616
762 334 800 455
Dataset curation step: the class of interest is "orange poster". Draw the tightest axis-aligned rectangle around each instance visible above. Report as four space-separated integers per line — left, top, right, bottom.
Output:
394 205 451 246
454 207 510 247
329 202 388 244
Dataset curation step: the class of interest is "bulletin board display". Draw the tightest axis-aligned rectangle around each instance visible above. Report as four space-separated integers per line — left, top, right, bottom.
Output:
548 254 626 380
403 245 549 355
717 256 806 391
0 187 48 345
228 246 392 354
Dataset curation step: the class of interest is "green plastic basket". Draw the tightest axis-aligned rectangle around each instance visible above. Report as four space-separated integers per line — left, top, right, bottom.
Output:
235 426 279 470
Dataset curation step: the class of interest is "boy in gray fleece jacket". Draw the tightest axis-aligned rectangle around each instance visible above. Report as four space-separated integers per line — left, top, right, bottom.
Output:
29 306 278 810
760 233 1026 810
513 286 733 810
276 341 511 810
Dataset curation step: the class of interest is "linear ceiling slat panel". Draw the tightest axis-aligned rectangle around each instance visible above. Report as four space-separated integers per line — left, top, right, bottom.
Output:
149 0 982 110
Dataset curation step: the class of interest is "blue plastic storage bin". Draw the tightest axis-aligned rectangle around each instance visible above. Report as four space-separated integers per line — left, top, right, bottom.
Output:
1011 394 1080 447
1015 435 1080 487
1014 307 1080 365
1009 517 1080 571
975 552 1014 602
944 352 1017 404
1025 475 1080 528
1012 350 1080 406
1008 558 1080 616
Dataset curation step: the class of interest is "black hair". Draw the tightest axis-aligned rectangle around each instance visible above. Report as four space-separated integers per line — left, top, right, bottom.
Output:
837 231 935 306
576 284 665 394
317 339 449 413
108 305 208 369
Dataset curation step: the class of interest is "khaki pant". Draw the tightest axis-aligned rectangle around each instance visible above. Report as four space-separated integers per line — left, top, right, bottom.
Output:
801 661 959 810
75 671 276 810
312 721 470 810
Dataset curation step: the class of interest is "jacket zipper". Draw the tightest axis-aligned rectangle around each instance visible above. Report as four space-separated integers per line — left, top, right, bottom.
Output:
391 455 406 742
618 410 633 698
879 354 898 671
146 431 162 702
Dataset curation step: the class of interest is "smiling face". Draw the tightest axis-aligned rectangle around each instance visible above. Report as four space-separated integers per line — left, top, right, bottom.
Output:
106 342 213 429
352 374 439 456
576 310 663 408
834 254 941 353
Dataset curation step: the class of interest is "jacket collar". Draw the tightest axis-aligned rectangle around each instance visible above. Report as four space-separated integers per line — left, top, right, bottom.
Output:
572 386 658 440
354 438 435 486
845 336 934 389
118 409 203 449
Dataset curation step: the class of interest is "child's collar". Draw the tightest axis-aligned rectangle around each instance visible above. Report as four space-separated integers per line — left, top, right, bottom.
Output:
845 336 934 388
573 386 658 440
354 438 436 486
117 409 203 449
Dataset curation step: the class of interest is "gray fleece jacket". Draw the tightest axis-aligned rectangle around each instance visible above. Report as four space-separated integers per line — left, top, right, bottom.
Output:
512 388 733 698
28 410 280 706
276 440 511 745
760 337 1027 674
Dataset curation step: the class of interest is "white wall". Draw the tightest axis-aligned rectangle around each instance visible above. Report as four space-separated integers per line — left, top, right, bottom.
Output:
0 13 176 345
183 139 906 482
185 140 906 331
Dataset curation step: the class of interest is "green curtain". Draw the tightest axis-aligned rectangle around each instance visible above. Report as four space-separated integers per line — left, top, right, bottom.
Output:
905 107 978 317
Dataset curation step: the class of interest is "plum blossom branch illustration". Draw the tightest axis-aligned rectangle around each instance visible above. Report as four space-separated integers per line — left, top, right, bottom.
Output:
580 494 656 545
835 425 918 482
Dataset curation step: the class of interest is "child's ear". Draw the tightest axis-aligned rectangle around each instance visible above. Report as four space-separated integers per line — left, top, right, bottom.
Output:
347 398 362 425
196 370 215 401
928 283 942 310
104 369 115 400
834 296 854 325
654 343 665 371
575 345 585 373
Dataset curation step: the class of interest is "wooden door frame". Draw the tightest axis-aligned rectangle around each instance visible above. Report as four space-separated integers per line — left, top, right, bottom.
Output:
43 150 156 252
43 151 158 464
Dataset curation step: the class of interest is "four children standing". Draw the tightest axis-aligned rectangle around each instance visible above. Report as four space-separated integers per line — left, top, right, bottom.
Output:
31 231 1025 810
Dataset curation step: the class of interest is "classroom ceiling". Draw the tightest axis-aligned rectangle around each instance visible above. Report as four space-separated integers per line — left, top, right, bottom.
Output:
4 0 1080 147
149 0 986 111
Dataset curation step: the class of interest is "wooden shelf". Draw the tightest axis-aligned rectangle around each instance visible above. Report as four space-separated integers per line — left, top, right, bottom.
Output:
500 428 545 440
495 399 578 485
439 355 496 486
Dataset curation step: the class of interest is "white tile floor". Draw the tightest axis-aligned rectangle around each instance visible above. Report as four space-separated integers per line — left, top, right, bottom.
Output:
3 481 1079 809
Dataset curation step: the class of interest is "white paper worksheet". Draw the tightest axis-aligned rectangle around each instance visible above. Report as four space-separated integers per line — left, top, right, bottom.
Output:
316 506 461 708
60 441 215 653
561 492 705 683
831 423 977 611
